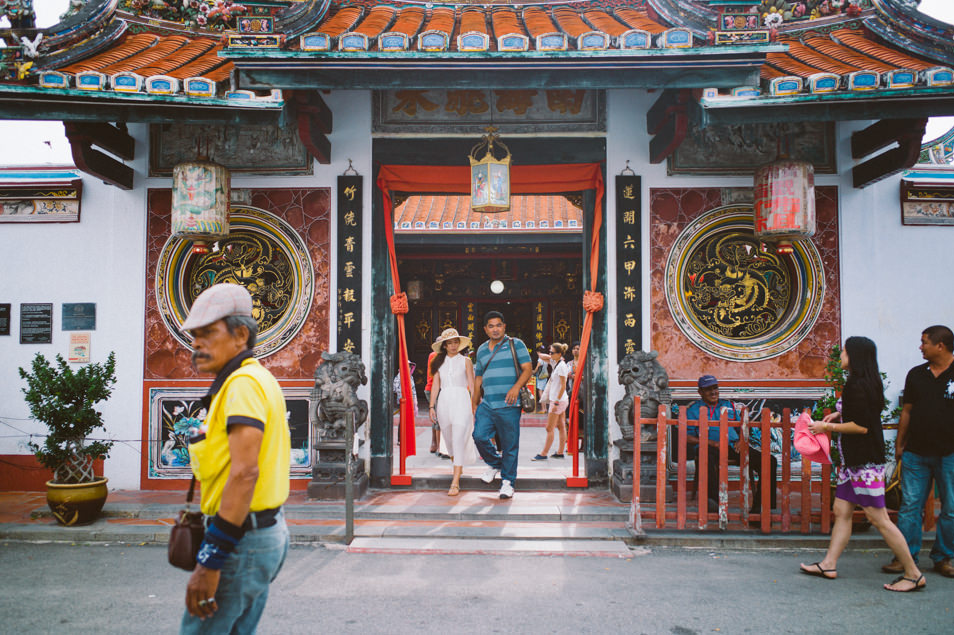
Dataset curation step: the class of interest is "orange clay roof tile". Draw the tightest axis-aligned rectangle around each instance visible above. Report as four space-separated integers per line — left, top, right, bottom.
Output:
491 8 525 38
801 34 895 73
831 28 936 71
582 10 629 37
316 6 363 37
59 32 160 74
552 9 592 39
460 9 488 35
422 7 455 34
99 35 191 75
387 7 426 36
352 6 396 38
780 37 858 74
135 37 217 77
614 8 667 35
522 7 558 38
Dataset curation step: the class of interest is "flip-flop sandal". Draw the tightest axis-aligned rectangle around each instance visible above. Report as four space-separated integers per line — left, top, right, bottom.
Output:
800 562 837 580
447 484 460 496
885 574 925 592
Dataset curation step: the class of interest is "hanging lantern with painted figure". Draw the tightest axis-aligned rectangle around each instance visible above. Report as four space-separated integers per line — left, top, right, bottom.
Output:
469 126 511 214
171 159 231 254
753 158 815 254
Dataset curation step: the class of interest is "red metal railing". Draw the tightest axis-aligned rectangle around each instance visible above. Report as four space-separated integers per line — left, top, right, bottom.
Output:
628 397 833 534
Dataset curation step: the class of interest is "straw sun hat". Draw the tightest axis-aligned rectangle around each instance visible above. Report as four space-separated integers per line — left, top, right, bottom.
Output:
432 328 473 353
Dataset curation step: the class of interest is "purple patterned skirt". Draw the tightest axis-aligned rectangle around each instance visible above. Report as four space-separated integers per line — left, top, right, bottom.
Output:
834 462 886 509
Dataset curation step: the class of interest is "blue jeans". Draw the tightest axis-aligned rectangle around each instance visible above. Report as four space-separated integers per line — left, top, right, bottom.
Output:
473 402 521 484
181 512 290 634
897 451 954 564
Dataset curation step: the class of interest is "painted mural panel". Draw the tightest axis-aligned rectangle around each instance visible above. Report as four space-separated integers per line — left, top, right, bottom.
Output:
148 386 313 479
650 187 841 381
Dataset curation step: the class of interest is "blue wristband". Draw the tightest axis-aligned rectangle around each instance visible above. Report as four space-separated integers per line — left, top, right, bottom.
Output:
196 515 244 570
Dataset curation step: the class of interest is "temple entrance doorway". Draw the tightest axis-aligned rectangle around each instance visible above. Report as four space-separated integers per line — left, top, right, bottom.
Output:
369 136 609 490
394 194 585 486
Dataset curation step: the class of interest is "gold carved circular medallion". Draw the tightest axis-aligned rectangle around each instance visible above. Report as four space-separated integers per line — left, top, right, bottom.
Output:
156 205 314 357
665 205 824 361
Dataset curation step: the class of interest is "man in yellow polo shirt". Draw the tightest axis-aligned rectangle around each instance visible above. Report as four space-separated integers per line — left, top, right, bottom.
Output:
180 283 290 634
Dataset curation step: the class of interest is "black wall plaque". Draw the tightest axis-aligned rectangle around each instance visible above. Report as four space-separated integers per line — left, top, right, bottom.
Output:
337 175 363 355
20 303 52 344
0 304 9 336
62 302 96 331
615 175 641 362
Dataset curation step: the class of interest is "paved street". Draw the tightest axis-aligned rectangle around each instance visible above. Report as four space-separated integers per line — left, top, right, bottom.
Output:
1 541 950 634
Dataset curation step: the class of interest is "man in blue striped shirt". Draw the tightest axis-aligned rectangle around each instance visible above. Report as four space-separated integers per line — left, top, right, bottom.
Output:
471 311 533 499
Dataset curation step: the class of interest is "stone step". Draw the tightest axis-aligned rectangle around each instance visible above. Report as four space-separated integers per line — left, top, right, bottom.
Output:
346 536 637 556
79 501 630 523
356 522 632 541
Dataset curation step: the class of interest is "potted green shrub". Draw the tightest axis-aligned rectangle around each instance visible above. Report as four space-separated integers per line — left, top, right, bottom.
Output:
19 352 116 526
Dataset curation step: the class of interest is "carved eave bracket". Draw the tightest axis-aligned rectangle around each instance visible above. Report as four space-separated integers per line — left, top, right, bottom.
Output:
64 121 135 191
289 90 332 165
851 118 927 189
646 89 691 165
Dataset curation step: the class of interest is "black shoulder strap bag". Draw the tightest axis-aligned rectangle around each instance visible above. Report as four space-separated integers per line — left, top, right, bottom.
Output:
508 338 535 413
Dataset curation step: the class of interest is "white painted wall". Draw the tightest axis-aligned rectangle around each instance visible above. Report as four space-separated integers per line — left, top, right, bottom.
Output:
0 123 149 489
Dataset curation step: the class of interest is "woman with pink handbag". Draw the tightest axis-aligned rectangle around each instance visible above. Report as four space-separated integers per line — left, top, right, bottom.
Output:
798 336 925 592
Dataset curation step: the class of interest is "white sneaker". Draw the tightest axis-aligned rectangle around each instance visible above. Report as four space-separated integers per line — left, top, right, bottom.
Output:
480 468 500 484
499 480 514 499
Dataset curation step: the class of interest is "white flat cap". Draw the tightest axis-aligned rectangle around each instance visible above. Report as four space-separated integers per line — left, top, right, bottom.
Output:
181 283 253 331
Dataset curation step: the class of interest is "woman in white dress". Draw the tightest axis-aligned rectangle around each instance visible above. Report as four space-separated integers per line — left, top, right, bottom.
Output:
428 328 477 496
532 343 569 461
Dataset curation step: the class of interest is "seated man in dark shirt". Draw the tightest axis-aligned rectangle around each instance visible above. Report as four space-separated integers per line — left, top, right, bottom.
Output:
686 375 777 514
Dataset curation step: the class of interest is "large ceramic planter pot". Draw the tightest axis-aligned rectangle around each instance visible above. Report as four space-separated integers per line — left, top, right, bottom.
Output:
45 478 109 526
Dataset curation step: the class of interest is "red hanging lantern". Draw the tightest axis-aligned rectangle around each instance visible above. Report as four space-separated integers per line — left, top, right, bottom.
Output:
753 159 815 254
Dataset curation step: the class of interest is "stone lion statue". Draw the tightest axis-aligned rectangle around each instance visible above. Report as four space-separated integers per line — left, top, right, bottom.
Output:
312 351 368 442
614 350 671 443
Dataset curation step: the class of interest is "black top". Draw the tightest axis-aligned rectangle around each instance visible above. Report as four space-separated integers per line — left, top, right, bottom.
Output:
839 378 885 468
902 361 954 457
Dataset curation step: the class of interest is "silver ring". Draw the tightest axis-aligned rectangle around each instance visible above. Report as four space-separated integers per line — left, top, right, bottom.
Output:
198 600 208 606
206 598 216 603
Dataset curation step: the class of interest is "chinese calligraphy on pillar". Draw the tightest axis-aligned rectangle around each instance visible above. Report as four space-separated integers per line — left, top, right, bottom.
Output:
534 301 545 349
337 175 362 355
615 175 641 361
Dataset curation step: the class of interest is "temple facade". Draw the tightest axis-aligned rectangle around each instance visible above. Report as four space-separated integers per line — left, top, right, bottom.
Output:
1 0 953 494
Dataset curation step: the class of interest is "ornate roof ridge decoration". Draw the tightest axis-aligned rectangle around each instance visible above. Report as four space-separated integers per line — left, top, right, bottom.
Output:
647 0 718 37
868 0 954 66
275 0 334 38
38 0 118 53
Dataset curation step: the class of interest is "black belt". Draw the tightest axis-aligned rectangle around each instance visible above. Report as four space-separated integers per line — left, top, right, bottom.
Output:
242 506 281 530
205 506 281 531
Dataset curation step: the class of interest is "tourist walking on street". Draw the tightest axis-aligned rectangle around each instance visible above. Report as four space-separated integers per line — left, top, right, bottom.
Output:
533 342 569 461
179 283 291 632
883 324 954 579
799 336 925 592
429 328 477 496
472 311 533 499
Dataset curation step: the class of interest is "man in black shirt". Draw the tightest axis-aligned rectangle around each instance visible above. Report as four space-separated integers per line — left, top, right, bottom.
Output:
883 325 954 578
